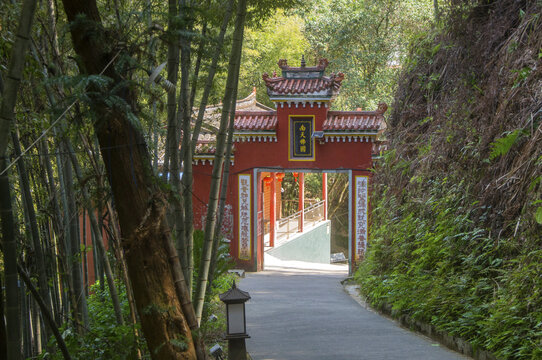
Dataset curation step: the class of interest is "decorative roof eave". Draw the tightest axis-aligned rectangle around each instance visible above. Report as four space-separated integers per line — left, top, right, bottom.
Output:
269 96 334 102
322 134 377 143
273 100 331 109
323 130 379 136
193 154 235 166
233 130 276 136
233 132 277 143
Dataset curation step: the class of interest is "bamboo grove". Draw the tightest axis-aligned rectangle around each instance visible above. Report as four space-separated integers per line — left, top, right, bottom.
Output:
0 0 303 358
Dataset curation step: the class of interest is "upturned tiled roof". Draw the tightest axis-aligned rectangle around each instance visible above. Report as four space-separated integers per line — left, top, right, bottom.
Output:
263 58 344 99
234 111 277 131
262 75 344 95
323 103 388 132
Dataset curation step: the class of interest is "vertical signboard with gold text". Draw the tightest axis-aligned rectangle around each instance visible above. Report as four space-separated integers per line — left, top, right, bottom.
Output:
238 174 252 260
355 175 368 261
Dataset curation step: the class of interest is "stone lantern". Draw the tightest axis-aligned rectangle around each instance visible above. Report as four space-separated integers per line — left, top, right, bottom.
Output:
219 281 251 360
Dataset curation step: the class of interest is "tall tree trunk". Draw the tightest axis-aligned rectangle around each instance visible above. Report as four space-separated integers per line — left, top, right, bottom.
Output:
0 0 38 358
21 282 31 358
0 159 22 360
165 0 190 286
188 0 212 111
62 144 89 330
189 0 235 154
208 83 238 291
163 0 180 180
178 0 195 295
37 42 125 324
183 1 235 297
80 130 143 353
0 0 38 156
11 130 53 342
36 138 63 323
66 140 124 325
39 140 71 325
31 292 42 354
17 264 72 360
51 127 81 328
194 0 247 324
60 1 198 358
0 276 7 359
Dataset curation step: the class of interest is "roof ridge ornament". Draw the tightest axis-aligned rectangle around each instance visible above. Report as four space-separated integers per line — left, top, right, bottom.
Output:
331 72 345 83
277 58 329 71
317 58 329 70
376 102 388 114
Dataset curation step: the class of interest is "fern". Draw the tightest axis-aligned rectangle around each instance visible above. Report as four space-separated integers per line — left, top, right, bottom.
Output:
489 129 523 160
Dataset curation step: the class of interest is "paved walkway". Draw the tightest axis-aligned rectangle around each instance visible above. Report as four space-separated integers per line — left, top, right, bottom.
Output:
240 255 469 360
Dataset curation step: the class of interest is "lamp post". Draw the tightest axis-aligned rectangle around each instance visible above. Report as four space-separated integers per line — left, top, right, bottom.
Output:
219 281 251 360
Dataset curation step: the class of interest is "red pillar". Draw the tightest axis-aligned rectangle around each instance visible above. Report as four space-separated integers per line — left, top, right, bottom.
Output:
322 172 328 220
269 172 276 247
298 172 304 232
257 172 264 271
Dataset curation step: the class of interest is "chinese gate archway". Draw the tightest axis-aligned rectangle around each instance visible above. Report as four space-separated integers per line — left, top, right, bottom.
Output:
192 57 386 273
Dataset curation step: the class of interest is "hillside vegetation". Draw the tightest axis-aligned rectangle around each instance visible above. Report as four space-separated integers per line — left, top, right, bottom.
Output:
357 0 542 358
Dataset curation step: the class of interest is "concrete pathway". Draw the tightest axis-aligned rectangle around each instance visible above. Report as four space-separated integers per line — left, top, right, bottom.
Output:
240 255 469 360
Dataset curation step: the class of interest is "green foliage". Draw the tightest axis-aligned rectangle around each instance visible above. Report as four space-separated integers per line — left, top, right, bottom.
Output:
198 272 237 348
169 336 188 351
191 231 241 346
361 1 542 358
42 283 146 360
357 174 542 358
489 129 523 160
533 201 542 224
512 67 532 88
192 229 234 281
239 9 309 106
304 173 322 199
301 0 433 110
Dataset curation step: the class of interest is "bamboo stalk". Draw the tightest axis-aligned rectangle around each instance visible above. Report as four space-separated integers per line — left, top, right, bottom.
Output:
194 0 247 325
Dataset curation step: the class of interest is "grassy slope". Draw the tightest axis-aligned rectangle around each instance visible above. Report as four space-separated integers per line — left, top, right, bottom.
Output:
357 1 542 358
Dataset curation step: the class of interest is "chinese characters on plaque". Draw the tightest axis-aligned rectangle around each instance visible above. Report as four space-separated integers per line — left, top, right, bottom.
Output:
355 176 368 261
238 174 251 260
291 117 313 159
